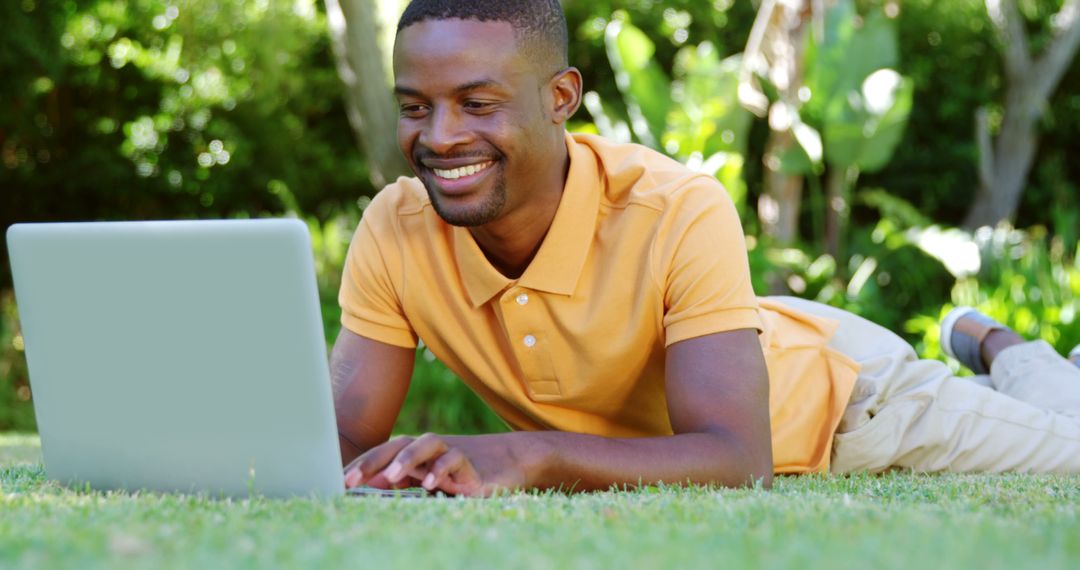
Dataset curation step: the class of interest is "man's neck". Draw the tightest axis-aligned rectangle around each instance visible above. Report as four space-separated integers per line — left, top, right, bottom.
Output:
468 147 570 279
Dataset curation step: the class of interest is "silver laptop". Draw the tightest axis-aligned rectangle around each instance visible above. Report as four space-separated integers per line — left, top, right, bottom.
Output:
7 219 348 498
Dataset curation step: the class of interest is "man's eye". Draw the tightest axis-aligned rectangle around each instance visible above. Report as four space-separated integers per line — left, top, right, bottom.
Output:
463 101 496 112
400 104 428 117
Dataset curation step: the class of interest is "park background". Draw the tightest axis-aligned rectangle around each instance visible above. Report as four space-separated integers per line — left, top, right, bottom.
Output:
2 0 1080 436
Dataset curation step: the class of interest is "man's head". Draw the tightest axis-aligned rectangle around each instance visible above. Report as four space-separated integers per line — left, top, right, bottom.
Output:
397 0 568 76
393 0 581 228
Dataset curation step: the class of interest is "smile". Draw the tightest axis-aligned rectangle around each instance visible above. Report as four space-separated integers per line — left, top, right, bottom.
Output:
432 161 494 181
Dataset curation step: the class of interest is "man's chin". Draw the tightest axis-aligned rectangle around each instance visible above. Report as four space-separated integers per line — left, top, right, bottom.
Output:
422 181 505 228
429 201 503 227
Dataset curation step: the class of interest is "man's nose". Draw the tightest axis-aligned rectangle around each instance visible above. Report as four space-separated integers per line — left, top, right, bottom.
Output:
419 108 472 155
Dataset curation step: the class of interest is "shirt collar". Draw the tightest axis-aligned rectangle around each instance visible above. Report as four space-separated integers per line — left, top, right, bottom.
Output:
454 132 601 308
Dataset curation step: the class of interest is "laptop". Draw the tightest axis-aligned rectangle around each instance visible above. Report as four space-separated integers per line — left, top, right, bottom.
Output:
6 219 408 499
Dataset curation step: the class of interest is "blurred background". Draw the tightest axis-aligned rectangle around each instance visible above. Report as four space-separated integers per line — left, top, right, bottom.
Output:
2 0 1078 436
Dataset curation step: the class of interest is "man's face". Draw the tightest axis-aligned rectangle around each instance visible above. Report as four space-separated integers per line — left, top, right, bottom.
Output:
393 19 554 227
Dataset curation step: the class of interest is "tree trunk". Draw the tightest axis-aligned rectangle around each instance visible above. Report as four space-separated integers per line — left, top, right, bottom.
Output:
966 0 1080 228
760 130 804 246
742 0 820 293
966 94 1039 228
325 0 411 190
742 0 815 247
825 166 858 263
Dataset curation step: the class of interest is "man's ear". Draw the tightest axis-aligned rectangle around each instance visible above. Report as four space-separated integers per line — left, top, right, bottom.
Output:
547 67 583 125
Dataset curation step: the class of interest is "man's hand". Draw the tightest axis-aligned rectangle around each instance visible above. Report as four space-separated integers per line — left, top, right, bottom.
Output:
343 433 540 497
337 329 772 496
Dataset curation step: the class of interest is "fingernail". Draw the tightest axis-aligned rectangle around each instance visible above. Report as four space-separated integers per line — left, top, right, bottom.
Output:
385 461 402 481
422 473 435 489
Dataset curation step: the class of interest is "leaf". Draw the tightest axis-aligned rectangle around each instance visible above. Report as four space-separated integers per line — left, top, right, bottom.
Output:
801 0 858 123
825 70 913 171
792 120 824 167
581 91 633 144
778 142 815 175
856 75 914 172
698 151 747 216
666 49 751 158
802 3 900 127
605 19 673 149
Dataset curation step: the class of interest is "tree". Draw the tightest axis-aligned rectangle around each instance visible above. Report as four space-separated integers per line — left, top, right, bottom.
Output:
324 0 410 189
740 0 820 248
967 0 1080 228
740 0 913 263
1 0 368 269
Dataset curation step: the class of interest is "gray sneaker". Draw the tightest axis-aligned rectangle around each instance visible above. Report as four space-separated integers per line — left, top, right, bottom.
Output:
940 307 1005 375
1070 344 1080 367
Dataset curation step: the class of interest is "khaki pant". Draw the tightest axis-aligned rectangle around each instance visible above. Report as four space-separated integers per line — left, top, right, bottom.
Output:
772 297 1080 474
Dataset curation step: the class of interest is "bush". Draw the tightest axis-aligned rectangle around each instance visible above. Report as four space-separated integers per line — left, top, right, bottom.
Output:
0 292 35 431
0 0 371 286
906 225 1080 371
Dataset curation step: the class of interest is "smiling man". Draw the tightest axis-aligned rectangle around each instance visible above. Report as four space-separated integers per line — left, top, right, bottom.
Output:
331 0 1080 497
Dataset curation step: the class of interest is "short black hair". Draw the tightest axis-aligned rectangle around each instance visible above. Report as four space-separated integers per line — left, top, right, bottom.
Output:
397 0 568 71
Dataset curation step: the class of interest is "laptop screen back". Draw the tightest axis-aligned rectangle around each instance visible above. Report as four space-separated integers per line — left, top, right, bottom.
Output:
7 219 344 498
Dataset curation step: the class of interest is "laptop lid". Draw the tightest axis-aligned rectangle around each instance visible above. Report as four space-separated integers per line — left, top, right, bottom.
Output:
7 219 344 498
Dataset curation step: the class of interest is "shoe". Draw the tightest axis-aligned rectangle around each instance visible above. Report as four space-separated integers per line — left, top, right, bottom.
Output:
940 307 1006 375
1070 344 1080 367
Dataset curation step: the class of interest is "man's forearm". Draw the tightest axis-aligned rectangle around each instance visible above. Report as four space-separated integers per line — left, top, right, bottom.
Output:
487 430 773 491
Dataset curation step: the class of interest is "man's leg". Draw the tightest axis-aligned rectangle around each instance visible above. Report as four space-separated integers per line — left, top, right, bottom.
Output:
941 308 1080 415
770 296 1080 474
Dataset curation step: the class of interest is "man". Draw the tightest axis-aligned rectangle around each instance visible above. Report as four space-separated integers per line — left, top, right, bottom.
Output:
332 0 1080 497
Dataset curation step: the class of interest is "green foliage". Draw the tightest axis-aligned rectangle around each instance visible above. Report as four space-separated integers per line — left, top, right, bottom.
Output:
0 295 35 431
604 18 673 149
777 2 915 188
584 14 752 213
0 0 372 284
907 226 1080 369
401 348 509 435
860 0 1080 230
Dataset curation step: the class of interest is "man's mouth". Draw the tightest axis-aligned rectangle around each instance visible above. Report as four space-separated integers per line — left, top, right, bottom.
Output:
431 161 495 181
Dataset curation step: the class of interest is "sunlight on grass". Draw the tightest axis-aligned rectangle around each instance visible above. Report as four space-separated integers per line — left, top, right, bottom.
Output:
1 432 1078 568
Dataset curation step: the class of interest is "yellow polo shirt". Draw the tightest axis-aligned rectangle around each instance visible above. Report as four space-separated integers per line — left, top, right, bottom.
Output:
340 132 859 474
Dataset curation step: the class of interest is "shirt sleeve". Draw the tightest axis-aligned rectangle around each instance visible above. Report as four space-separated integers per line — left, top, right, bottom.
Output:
338 202 419 349
656 177 762 346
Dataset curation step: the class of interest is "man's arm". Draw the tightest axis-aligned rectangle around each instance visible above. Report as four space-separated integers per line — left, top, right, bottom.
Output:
330 327 415 466
529 328 773 490
345 328 773 494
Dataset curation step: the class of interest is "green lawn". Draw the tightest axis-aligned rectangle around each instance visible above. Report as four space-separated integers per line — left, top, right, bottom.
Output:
2 434 1079 569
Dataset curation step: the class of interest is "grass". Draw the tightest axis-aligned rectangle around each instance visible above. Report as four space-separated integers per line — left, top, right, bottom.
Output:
2 434 1079 569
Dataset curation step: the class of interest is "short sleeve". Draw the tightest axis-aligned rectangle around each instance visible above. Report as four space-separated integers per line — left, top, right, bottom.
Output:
657 178 762 346
338 205 419 348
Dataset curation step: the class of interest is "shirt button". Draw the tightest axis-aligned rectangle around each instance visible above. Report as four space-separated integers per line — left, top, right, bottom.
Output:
523 334 537 348
516 293 529 306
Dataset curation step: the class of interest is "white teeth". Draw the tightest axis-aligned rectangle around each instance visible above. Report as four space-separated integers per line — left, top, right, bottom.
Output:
432 161 492 180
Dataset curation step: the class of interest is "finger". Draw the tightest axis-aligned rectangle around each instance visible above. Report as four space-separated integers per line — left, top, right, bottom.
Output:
422 447 470 491
380 432 447 484
365 471 423 490
343 436 413 488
